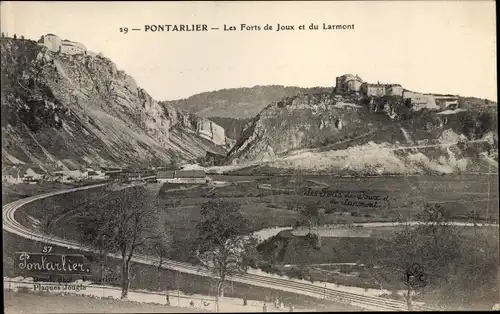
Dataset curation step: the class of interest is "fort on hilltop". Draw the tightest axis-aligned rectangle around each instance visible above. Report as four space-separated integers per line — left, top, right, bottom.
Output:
37 33 87 55
334 73 459 110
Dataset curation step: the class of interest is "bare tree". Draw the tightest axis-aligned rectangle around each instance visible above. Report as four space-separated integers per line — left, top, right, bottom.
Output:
300 204 322 247
366 221 428 311
75 186 161 299
299 203 320 234
466 210 480 236
416 203 450 251
367 204 471 311
195 200 258 312
148 226 172 291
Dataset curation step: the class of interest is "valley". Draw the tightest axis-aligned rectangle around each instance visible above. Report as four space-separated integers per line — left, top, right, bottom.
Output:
3 172 499 310
2 31 498 313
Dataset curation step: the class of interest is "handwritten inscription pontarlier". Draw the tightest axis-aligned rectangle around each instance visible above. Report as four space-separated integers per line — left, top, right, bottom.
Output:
15 252 91 275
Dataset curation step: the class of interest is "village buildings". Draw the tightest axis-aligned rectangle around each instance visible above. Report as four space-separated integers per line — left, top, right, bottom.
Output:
336 74 405 98
2 164 47 184
37 33 87 55
335 73 461 112
2 167 24 184
2 161 108 185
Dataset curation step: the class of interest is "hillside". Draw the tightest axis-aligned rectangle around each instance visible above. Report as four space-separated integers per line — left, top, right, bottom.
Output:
1 38 231 169
224 93 498 175
161 86 333 119
206 116 252 140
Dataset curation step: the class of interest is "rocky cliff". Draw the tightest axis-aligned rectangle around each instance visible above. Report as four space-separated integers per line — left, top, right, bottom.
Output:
1 38 230 169
226 92 498 175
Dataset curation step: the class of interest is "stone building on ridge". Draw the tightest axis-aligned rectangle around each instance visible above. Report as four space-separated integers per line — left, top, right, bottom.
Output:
37 33 87 55
335 74 363 95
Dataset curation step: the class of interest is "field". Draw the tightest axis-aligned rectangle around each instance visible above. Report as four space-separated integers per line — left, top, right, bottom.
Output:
256 225 499 310
3 290 205 313
159 174 498 260
3 205 360 311
4 174 498 311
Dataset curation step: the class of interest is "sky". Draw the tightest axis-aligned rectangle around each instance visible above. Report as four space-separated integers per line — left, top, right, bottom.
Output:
1 1 497 101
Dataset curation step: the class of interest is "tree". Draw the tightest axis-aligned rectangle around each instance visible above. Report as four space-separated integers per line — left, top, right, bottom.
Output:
147 226 172 291
75 186 161 299
466 210 480 236
168 155 181 170
367 204 483 310
1 32 5 38
194 200 257 312
20 35 24 40
367 221 429 311
13 34 17 39
300 204 320 234
415 203 450 251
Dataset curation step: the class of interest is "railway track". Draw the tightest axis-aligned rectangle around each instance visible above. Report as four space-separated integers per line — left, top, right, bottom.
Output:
3 183 435 311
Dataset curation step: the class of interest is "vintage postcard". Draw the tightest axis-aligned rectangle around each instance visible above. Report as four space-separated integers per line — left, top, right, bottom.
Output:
1 1 498 313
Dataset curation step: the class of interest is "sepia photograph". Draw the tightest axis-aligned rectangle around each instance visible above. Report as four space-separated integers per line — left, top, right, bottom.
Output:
1 1 498 312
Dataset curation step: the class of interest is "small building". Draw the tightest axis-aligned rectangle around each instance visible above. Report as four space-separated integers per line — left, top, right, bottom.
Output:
361 83 387 97
60 39 86 55
106 171 126 181
176 170 206 179
335 74 363 95
157 171 175 183
403 91 438 110
2 167 24 184
86 168 107 180
23 165 45 182
56 159 84 179
434 95 459 110
37 33 62 52
385 84 404 97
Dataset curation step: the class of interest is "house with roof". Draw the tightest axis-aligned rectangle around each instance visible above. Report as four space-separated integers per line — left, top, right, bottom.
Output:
361 82 388 97
157 170 176 183
385 84 404 97
403 90 438 110
37 33 87 55
85 166 108 180
37 34 61 52
21 165 46 183
61 39 86 55
433 95 459 110
54 159 84 180
2 167 24 184
335 74 364 95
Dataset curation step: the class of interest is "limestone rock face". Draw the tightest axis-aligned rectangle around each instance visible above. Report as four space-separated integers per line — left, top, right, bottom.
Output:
225 92 497 175
1 38 229 168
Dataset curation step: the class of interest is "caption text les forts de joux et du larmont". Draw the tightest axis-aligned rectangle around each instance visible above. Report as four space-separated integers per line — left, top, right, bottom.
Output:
119 23 355 34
